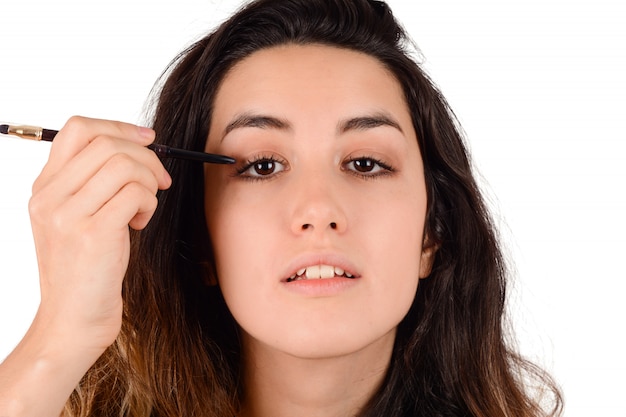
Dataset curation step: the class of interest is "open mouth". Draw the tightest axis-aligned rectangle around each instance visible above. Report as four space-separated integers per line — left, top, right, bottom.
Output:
286 264 355 282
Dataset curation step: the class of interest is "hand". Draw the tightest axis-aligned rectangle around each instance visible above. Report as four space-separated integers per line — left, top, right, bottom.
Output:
0 116 171 416
28 116 171 354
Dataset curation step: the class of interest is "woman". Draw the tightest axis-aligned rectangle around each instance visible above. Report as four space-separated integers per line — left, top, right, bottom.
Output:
0 0 562 416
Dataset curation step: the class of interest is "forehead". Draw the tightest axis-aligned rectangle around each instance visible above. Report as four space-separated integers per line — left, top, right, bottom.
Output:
223 43 394 80
211 44 411 131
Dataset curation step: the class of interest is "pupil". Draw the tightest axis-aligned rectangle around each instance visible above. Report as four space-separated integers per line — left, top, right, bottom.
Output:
255 160 275 175
354 158 374 172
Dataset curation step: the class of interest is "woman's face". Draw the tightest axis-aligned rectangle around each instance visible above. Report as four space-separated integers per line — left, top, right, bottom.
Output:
204 44 433 360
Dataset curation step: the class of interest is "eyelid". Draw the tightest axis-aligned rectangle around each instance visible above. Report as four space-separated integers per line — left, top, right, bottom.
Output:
342 154 395 178
233 153 288 180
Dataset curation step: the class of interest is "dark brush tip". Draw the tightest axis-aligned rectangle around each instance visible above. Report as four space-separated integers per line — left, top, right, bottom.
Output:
0 124 8 134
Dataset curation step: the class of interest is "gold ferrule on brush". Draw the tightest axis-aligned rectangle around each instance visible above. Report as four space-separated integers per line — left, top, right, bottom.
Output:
7 125 43 141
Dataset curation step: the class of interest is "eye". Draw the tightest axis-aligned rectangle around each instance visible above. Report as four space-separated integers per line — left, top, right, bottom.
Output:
352 158 377 173
235 156 287 180
343 156 394 177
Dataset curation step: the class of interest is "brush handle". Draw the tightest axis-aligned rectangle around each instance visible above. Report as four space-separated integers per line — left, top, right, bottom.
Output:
0 124 235 164
0 124 56 141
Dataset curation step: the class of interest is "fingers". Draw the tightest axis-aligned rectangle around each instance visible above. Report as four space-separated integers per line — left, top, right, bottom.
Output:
43 116 156 176
29 114 171 235
33 119 170 196
27 114 173 264
56 152 161 228
34 136 170 214
96 181 159 230
31 116 171 227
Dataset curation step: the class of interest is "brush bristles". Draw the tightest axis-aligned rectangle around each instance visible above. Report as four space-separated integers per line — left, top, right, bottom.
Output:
0 124 9 135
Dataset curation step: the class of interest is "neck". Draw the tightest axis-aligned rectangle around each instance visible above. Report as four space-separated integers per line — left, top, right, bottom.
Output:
238 332 394 417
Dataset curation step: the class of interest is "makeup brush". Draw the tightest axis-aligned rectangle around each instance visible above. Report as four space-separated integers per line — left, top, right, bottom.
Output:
0 123 235 165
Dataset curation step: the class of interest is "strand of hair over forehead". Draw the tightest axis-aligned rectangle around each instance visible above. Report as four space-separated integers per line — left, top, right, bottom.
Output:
233 0 409 50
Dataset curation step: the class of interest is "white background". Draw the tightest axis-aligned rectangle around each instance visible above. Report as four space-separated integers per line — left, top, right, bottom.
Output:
1 0 624 415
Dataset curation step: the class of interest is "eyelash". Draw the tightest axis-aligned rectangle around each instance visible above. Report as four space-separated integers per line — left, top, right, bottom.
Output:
342 155 395 179
234 154 288 181
233 154 395 181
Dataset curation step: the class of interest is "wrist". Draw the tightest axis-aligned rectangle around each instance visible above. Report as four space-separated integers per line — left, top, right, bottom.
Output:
0 308 108 417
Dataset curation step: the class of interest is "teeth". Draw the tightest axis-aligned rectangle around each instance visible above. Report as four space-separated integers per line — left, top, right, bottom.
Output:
305 265 320 279
288 264 354 281
320 265 335 279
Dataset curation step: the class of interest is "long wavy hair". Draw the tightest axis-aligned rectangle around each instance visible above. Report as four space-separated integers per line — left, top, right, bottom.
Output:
64 0 563 416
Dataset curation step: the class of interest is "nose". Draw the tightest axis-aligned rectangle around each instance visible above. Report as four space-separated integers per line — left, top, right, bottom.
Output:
289 172 347 236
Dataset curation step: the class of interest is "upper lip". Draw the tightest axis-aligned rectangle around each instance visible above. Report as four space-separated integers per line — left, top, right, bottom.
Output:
281 252 361 282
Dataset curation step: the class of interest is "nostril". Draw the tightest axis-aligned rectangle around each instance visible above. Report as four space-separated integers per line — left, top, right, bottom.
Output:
300 222 338 231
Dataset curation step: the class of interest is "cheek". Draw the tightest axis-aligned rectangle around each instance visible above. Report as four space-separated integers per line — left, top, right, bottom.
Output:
208 200 270 269
357 177 427 252
205 188 282 295
205 196 290 345
366 198 425 298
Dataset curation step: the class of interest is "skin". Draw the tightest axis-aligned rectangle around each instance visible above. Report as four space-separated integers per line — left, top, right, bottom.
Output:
0 117 171 416
204 45 435 417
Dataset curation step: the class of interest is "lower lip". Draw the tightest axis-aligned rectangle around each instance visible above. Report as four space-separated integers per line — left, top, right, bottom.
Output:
282 277 359 296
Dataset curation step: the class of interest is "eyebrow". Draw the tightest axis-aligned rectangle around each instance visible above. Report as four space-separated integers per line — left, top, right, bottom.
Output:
221 113 291 142
338 113 403 134
220 111 403 142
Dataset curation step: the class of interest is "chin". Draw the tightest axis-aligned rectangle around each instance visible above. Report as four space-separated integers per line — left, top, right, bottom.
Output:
248 325 398 362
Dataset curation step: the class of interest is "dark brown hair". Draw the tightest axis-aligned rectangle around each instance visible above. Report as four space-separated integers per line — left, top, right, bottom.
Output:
65 1 563 416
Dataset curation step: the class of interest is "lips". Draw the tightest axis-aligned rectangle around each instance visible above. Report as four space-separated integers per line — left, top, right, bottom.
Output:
286 264 355 282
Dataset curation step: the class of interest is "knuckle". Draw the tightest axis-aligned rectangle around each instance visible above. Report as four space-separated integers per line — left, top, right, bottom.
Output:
31 176 44 195
106 152 134 174
91 135 119 155
28 193 45 220
122 181 145 197
105 154 159 193
128 183 158 209
146 193 159 212
63 115 90 134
